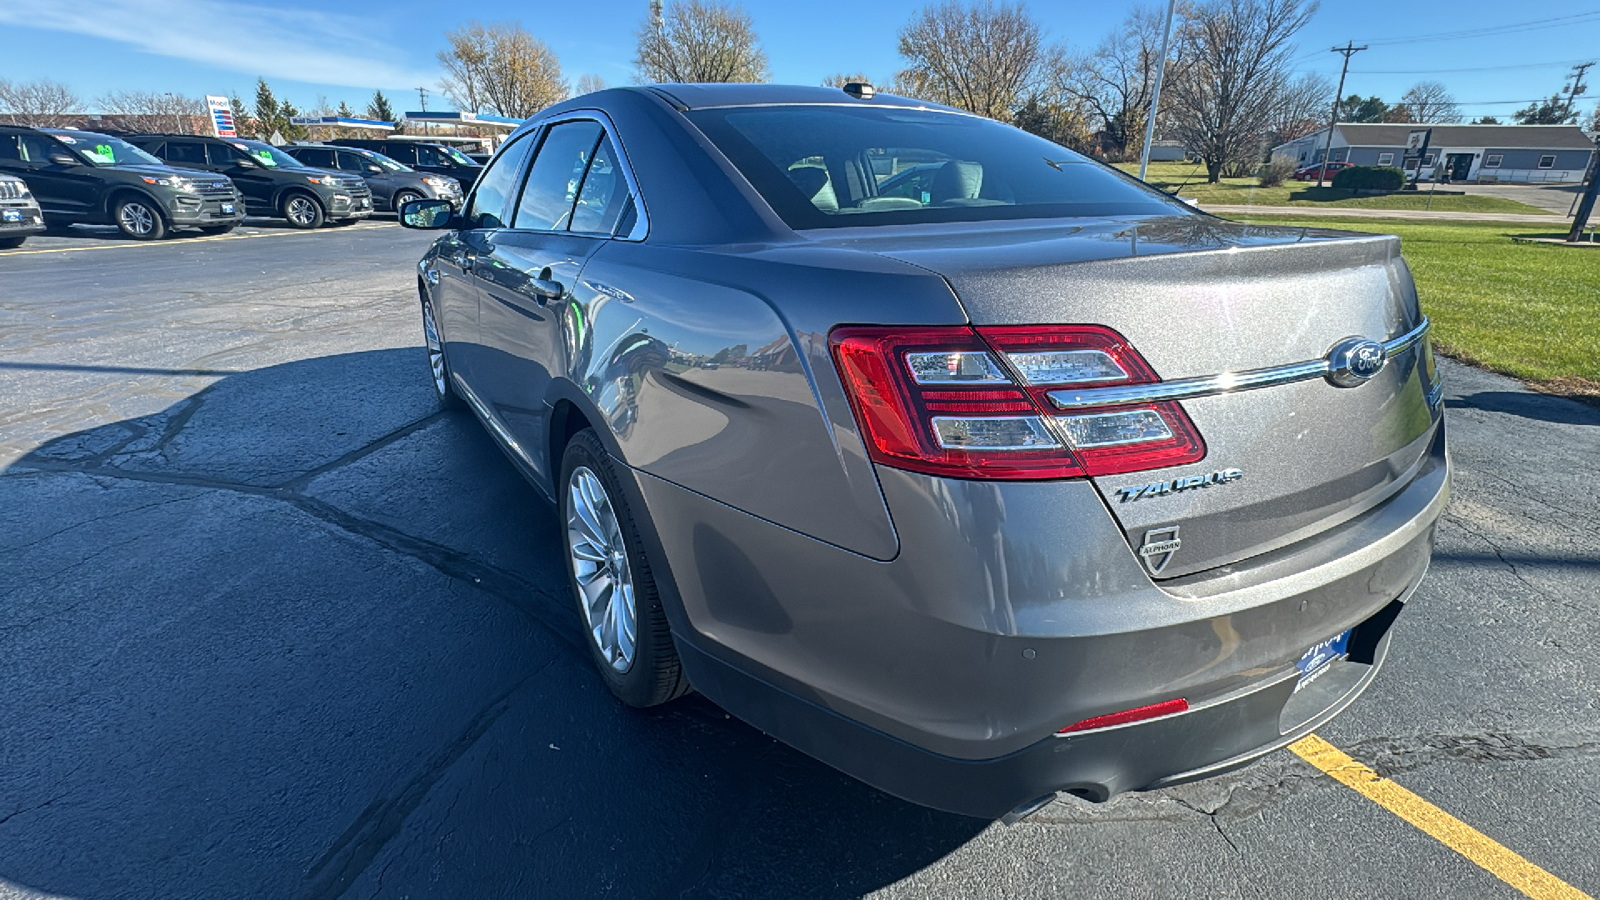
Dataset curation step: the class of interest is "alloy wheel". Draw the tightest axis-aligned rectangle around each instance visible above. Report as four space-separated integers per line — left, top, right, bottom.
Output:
287 196 317 226
566 466 637 672
119 202 155 236
420 296 447 396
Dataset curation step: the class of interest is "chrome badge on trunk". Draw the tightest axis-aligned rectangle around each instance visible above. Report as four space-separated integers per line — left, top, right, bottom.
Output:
1138 526 1182 576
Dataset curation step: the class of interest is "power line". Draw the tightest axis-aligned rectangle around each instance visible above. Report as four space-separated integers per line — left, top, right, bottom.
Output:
1352 11 1600 48
1349 58 1599 75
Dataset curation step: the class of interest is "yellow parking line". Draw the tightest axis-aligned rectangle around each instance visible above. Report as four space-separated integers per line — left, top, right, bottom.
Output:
0 222 397 257
1291 734 1590 900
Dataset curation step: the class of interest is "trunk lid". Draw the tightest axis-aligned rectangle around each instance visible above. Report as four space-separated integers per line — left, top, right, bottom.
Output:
811 215 1441 579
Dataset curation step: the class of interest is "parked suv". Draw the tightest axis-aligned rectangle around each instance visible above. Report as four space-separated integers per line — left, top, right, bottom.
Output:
329 139 483 189
284 143 463 213
0 125 244 240
0 174 46 249
126 134 372 228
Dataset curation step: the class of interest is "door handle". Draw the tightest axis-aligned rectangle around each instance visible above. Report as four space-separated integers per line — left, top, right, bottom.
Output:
528 277 564 303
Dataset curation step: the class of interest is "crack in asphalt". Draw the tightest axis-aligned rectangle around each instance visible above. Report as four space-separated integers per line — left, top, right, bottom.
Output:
298 660 554 900
1439 511 1592 616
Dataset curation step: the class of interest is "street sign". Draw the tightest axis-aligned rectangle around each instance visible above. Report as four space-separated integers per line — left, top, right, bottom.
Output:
207 95 237 138
1405 129 1431 156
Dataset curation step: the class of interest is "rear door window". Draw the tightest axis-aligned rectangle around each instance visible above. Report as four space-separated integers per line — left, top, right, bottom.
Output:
334 151 367 172
382 143 416 165
293 147 335 168
512 121 603 232
570 134 629 235
164 141 208 164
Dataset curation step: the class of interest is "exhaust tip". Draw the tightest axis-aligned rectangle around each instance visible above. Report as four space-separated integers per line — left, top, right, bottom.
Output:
1000 793 1059 825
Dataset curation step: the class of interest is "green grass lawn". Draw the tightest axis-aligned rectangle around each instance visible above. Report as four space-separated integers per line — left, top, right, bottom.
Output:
1233 215 1600 394
1115 160 1555 215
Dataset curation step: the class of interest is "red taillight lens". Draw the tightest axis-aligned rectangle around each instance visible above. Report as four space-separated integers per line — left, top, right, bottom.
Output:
831 327 1085 479
829 324 1206 481
1057 698 1190 734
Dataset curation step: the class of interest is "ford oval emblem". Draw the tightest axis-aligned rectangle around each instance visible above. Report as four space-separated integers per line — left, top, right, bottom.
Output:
1325 337 1388 388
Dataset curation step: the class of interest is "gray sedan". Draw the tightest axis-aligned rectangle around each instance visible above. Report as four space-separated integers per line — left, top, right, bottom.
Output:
399 83 1450 820
286 144 462 212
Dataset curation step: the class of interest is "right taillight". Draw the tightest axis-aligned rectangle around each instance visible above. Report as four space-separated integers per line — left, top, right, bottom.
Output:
829 324 1205 481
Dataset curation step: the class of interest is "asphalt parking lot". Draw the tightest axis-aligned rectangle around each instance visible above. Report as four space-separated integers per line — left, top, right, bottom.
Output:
2 221 1597 900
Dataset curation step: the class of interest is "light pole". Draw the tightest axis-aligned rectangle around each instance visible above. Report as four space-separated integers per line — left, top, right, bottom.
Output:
1137 0 1177 182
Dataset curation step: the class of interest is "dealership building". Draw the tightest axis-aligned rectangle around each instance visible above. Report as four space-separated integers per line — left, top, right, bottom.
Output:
1272 123 1597 183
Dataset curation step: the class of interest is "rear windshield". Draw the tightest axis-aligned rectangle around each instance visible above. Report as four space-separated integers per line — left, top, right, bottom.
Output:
685 105 1186 229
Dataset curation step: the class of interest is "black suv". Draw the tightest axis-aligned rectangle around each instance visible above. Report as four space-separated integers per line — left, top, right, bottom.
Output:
0 174 46 249
127 134 372 228
0 125 244 239
284 143 464 213
329 139 483 189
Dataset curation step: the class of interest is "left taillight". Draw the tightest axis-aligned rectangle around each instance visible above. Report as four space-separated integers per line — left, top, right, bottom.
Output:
829 324 1205 481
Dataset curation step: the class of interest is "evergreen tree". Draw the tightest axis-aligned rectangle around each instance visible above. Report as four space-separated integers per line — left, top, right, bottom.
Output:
367 89 396 123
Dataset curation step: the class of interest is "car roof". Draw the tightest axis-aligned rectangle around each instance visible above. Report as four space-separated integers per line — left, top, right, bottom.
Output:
634 83 963 114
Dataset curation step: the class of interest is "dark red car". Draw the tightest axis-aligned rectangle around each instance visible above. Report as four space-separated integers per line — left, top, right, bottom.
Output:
1295 161 1354 181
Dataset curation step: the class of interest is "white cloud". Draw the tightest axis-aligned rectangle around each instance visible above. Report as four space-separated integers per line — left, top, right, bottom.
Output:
0 0 439 91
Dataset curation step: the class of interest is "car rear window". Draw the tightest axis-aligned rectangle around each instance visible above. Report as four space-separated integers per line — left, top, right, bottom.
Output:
684 105 1185 229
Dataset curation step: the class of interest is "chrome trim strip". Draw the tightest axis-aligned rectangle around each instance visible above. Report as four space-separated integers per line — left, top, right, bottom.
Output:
1047 317 1430 410
451 372 541 473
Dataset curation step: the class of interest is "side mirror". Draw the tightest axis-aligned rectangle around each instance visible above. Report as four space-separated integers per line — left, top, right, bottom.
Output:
400 198 455 229
233 157 259 169
365 164 384 174
48 152 77 166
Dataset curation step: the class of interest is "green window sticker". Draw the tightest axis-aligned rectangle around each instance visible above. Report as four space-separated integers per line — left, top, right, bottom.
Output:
255 150 278 167
87 145 116 164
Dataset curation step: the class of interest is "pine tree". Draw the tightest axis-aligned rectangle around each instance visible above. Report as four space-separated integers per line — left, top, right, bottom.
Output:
253 78 281 137
229 93 253 137
367 89 395 123
337 101 354 118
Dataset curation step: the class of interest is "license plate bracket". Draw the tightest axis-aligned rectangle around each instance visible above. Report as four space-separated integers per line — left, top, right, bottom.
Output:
1294 629 1352 693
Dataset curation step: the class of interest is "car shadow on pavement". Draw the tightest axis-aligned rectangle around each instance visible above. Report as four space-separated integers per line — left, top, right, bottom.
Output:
1453 391 1600 426
0 348 986 900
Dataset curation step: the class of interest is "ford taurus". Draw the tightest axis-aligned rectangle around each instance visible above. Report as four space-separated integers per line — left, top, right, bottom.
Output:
398 83 1450 820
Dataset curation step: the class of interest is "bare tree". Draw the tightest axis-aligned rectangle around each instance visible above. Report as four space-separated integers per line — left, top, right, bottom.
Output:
440 21 568 118
1059 5 1167 159
576 74 610 95
1398 80 1461 124
821 72 874 89
634 0 769 83
895 1 1048 120
1164 0 1318 182
0 78 83 127
1265 72 1332 146
96 90 208 134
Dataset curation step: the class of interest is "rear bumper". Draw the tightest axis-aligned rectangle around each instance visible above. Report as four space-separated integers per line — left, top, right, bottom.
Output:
629 419 1449 819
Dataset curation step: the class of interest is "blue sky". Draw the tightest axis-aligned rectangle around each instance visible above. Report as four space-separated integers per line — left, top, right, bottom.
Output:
0 0 1595 121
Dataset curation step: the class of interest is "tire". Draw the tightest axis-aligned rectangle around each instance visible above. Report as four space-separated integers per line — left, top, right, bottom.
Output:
560 429 690 708
0 236 25 250
280 192 324 229
392 190 422 214
419 289 464 411
198 224 237 235
113 196 166 240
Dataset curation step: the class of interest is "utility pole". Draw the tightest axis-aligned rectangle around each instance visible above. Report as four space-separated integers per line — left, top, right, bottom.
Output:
1317 42 1367 188
416 87 428 112
1137 0 1178 182
1563 61 1593 123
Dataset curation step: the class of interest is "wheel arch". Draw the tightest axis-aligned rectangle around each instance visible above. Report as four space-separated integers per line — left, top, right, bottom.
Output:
103 187 170 225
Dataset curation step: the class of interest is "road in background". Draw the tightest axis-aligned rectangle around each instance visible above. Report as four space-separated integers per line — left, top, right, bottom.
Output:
1 226 1596 899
